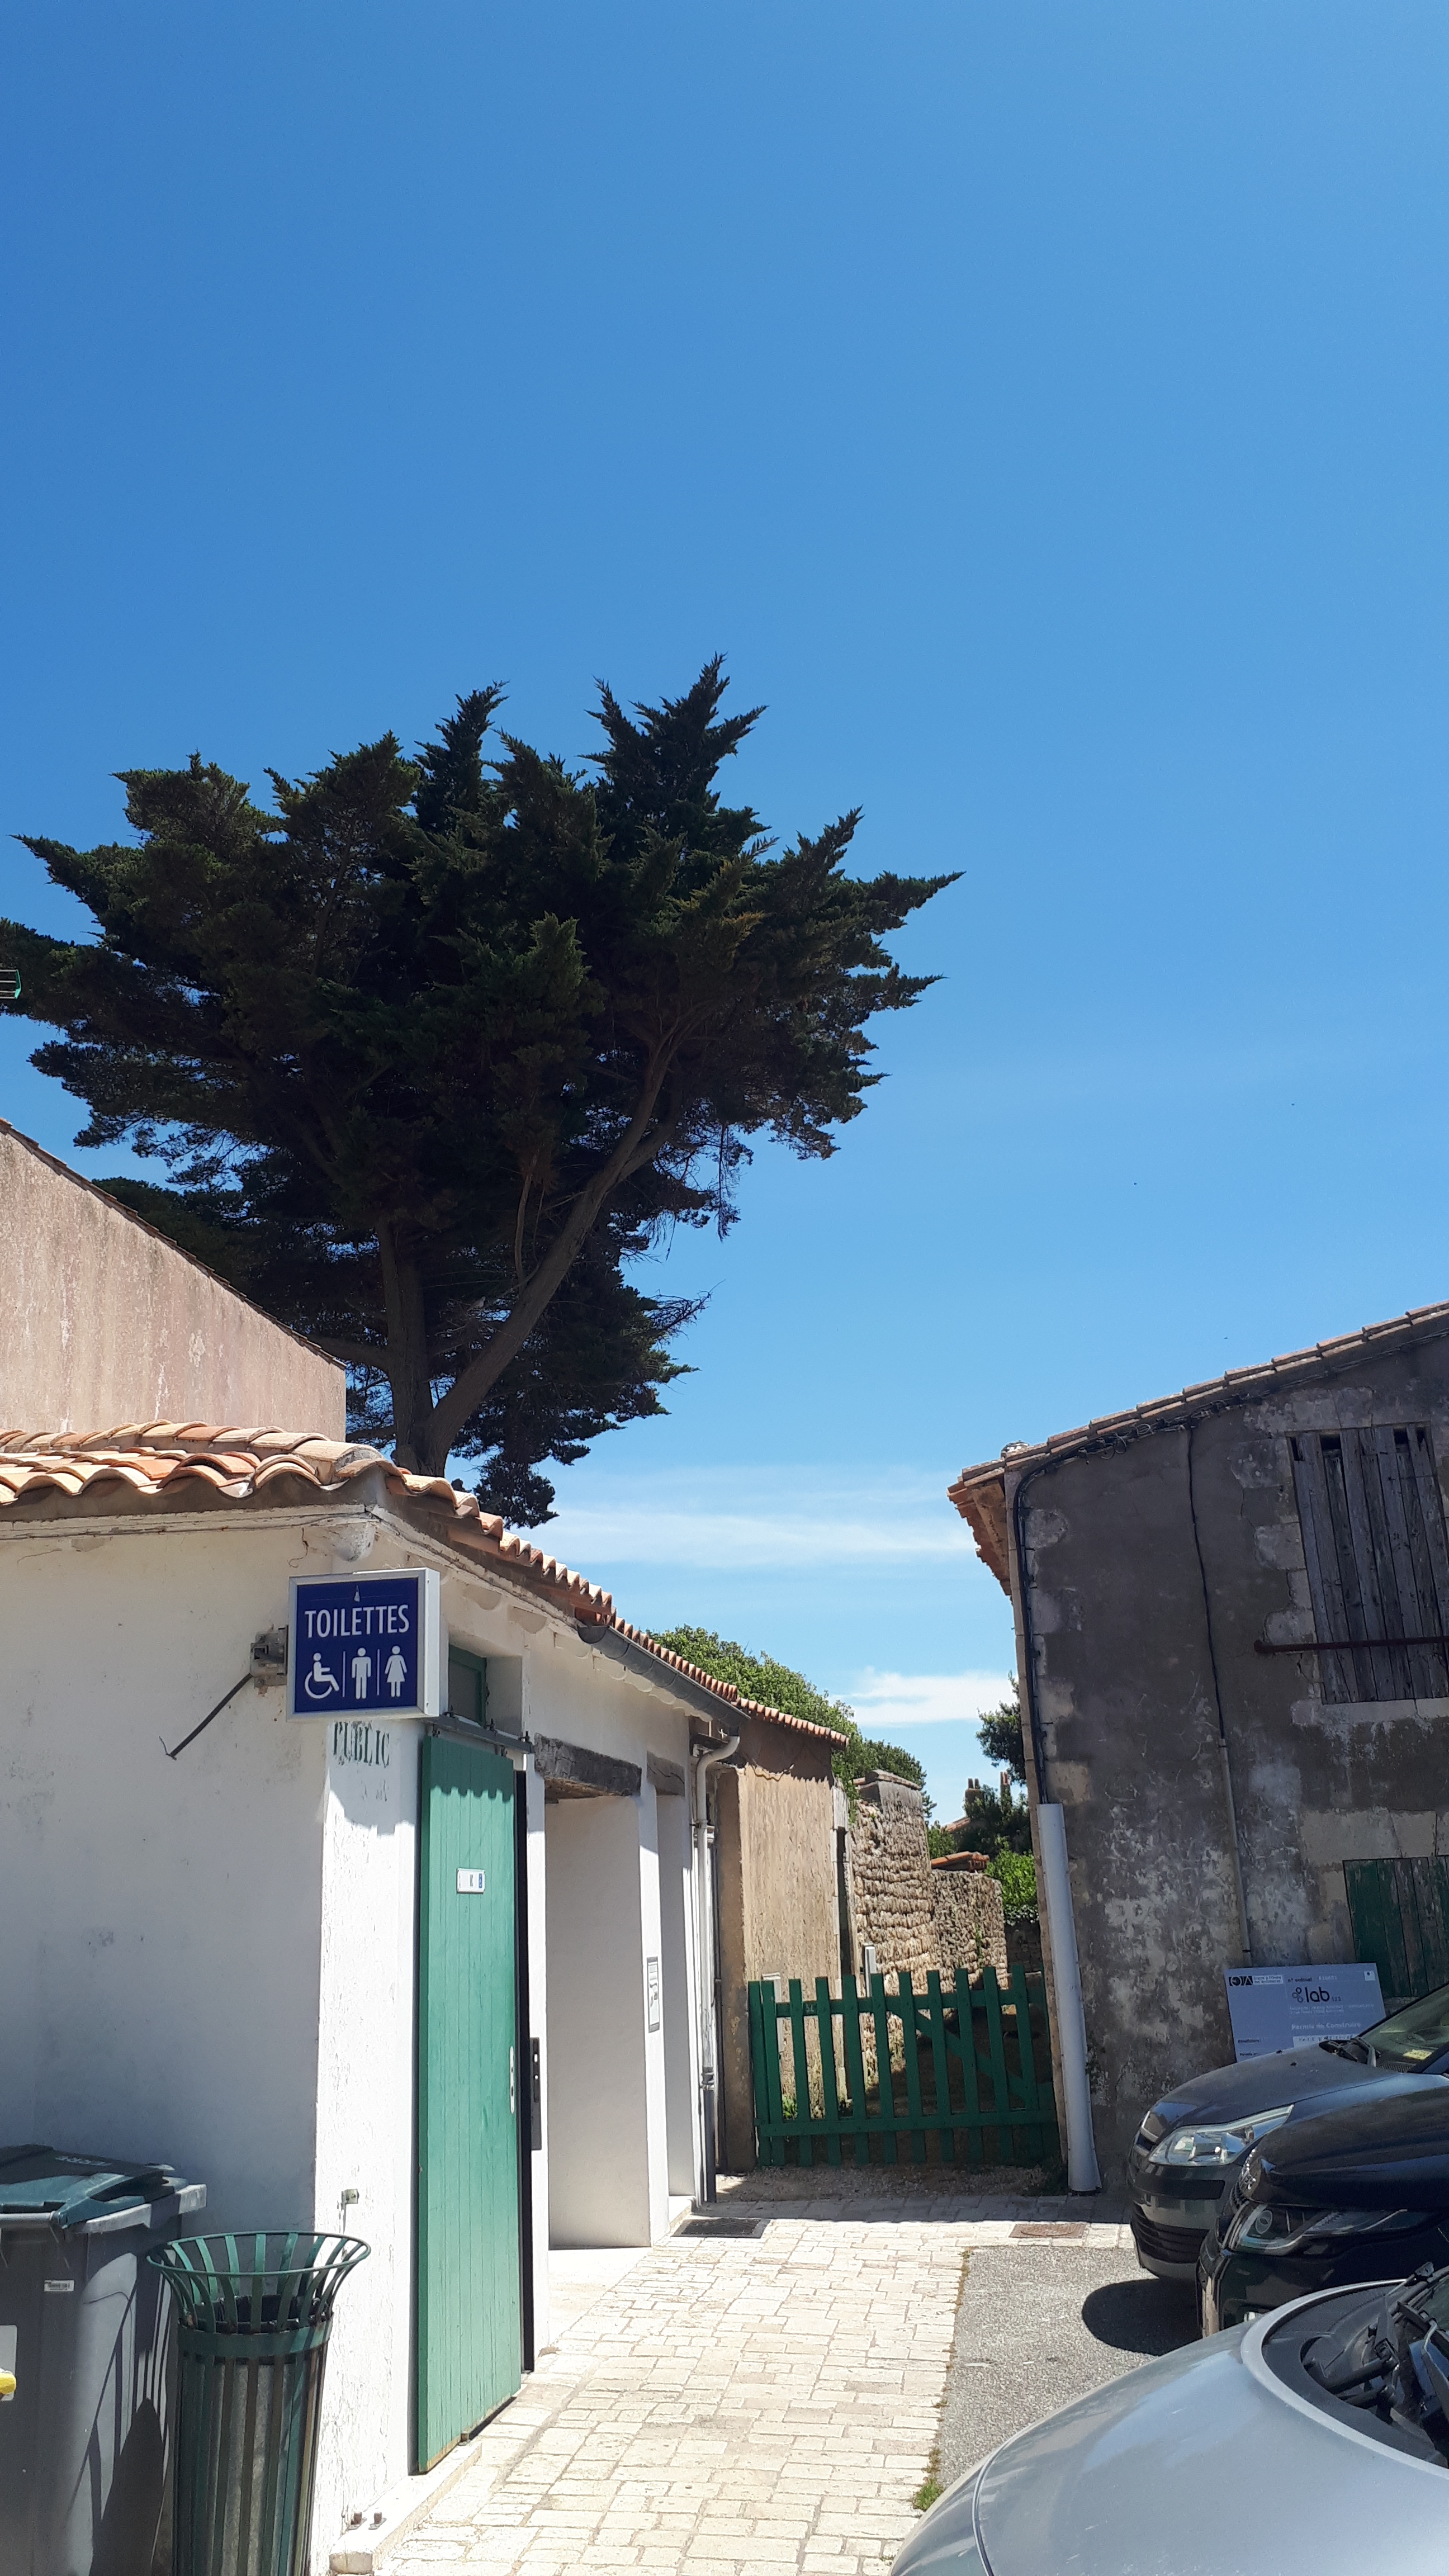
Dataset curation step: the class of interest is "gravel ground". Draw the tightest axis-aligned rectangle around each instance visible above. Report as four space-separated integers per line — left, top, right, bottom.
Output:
936 2244 1199 2487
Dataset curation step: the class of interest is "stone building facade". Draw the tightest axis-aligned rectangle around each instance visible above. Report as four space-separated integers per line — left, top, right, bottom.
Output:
950 1298 1449 2177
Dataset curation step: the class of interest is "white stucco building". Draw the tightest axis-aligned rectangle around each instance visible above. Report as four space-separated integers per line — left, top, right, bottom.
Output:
0 1424 820 2566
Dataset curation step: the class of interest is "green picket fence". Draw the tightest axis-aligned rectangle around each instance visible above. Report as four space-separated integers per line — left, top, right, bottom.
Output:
747 1966 1058 2167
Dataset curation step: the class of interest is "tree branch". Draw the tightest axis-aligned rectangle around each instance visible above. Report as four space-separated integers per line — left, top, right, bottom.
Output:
426 1053 676 1460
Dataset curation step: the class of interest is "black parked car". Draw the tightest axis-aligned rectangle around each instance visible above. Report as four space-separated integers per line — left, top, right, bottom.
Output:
1128 1980 1449 2280
1199 2081 1449 2333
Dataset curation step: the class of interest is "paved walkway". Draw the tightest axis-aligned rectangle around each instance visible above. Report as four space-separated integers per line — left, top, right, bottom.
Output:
378 2175 1128 2576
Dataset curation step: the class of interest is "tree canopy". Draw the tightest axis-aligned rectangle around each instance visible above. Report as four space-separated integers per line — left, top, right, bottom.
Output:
4 665 954 1514
976 1682 1025 1783
654 1625 928 1799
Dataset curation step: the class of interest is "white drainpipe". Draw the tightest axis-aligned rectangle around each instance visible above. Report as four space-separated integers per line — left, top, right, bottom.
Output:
690 1731 740 2200
1035 1802 1101 2193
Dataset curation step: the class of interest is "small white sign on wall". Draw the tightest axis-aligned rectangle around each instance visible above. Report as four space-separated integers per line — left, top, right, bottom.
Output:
1224 1962 1384 2061
456 1868 486 1895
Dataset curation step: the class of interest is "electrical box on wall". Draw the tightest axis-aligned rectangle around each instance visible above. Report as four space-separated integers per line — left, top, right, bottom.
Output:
288 1568 442 1718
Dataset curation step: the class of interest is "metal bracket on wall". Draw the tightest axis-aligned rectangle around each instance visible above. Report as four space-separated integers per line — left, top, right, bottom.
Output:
250 1627 288 1685
160 1671 251 1761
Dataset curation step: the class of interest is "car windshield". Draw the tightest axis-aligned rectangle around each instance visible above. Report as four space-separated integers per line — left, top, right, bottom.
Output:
1351 1982 1449 2070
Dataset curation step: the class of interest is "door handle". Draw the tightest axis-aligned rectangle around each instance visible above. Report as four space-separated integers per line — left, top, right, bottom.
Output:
510 2045 516 2116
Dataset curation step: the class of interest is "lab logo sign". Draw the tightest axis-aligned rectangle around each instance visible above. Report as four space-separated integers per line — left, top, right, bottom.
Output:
1224 1961 1384 2061
288 1569 442 1720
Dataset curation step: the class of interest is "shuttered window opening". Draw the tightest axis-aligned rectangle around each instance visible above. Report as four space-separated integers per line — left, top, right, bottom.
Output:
1291 1426 1449 1703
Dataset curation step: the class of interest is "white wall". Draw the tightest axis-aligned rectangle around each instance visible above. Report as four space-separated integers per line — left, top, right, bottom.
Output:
545 1796 655 2247
0 1518 326 2222
637 1783 670 2238
453 1598 708 2226
313 1716 420 2546
655 1792 696 2197
1 1494 708 2561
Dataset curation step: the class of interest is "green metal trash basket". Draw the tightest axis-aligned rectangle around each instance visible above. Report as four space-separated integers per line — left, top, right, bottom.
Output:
148 2232 368 2576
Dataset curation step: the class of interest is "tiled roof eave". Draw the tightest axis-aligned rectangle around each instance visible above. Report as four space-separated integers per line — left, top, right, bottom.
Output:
0 1423 849 1748
598 1616 850 1744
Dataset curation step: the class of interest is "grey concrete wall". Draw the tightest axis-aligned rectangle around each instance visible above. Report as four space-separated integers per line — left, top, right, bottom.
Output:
0 1122 344 1434
1018 1322 1449 2175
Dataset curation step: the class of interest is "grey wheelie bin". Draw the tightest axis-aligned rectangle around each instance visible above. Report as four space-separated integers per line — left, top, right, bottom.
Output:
0 2142 207 2576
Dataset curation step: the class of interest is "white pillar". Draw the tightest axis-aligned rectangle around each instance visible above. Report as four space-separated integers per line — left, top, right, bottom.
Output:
637 1783 670 2241
655 1791 696 2197
524 1756 550 2350
1036 1803 1101 2193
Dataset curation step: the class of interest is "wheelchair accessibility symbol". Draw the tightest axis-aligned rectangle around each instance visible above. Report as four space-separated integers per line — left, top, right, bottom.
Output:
304 1652 341 1701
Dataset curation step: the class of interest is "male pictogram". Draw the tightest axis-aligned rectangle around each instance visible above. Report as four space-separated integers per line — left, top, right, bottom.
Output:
350 1646 373 1702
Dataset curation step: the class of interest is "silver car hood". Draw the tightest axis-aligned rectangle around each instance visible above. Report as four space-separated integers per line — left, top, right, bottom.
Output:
893 2302 1449 2575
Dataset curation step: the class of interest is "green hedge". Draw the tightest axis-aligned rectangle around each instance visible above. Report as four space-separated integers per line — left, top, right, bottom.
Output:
991 1848 1038 1922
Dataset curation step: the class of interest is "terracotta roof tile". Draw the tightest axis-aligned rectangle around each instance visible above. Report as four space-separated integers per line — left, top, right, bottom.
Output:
603 1616 849 1742
0 1425 847 1744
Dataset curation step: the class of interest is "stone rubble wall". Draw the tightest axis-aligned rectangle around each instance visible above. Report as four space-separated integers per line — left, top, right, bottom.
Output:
930 1868 1008 1982
847 1772 1007 1983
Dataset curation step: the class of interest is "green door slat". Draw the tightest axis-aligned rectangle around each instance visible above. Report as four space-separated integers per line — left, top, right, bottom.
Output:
416 1733 522 2469
1346 1858 1449 2006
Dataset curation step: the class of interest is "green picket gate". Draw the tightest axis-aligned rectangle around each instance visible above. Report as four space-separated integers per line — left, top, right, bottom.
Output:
747 1966 1058 2167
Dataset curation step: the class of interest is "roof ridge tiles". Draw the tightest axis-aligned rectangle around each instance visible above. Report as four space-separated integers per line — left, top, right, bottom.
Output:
951 1295 1449 1505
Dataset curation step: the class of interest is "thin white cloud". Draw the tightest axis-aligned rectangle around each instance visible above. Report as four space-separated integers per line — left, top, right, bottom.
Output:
537 1466 982 1572
846 1668 1014 1729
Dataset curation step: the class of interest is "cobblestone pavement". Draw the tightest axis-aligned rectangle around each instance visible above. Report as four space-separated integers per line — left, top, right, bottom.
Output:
383 2174 1127 2576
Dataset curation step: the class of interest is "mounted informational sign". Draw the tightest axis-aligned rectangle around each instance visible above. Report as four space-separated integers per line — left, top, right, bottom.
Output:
288 1569 442 1720
1224 1962 1384 2062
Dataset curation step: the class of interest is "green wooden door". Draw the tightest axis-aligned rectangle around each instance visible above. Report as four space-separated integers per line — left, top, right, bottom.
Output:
416 1732 522 2468
1345 1857 1449 2007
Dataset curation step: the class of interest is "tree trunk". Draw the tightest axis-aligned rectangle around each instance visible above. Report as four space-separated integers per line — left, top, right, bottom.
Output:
377 1224 438 1473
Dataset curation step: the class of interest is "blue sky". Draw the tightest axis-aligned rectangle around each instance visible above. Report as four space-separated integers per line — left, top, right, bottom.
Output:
3 4 1447 1813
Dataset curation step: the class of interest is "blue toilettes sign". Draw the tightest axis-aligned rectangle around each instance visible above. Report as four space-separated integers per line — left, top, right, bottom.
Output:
288 1569 442 1719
